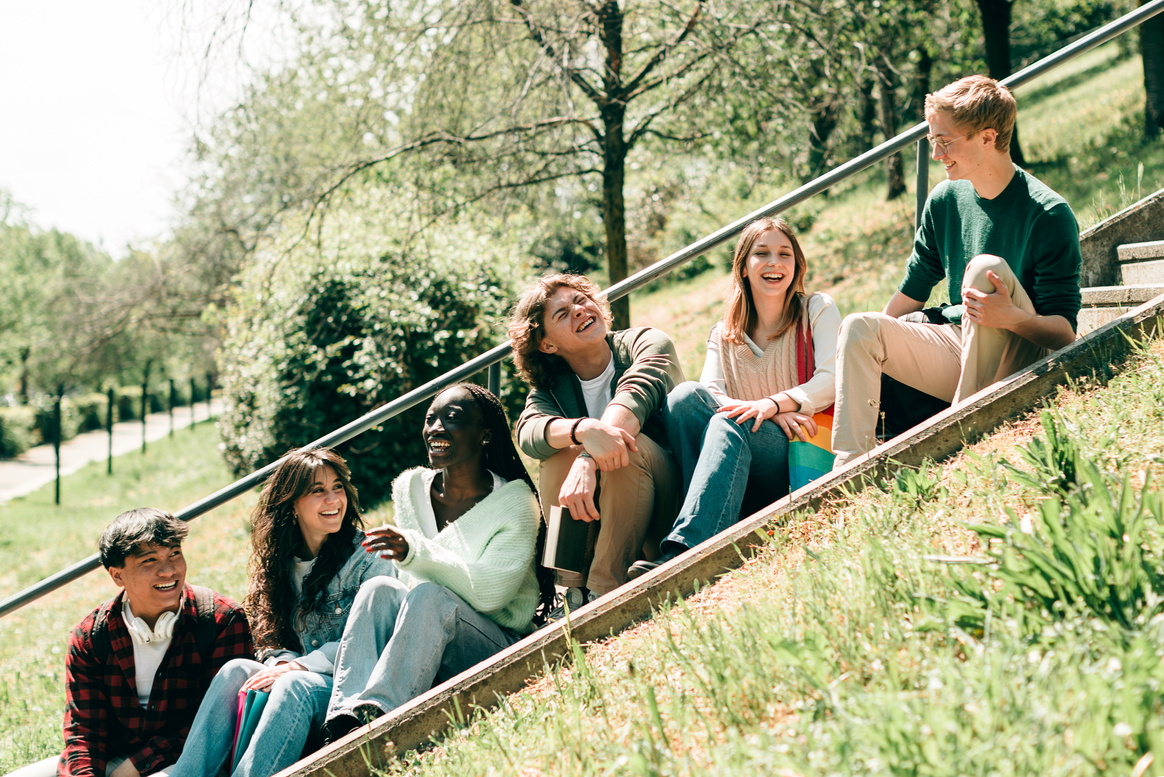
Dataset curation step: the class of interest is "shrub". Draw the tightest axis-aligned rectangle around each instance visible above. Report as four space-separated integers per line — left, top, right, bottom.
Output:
217 240 522 507
0 406 39 458
31 393 82 445
72 392 110 433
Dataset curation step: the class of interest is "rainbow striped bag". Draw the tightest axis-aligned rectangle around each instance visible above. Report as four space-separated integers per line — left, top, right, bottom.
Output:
788 315 835 491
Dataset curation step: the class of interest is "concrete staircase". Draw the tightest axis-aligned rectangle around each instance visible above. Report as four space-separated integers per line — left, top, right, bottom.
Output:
1078 189 1164 334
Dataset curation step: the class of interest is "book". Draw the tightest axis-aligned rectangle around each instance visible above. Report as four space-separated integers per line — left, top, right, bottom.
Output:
232 688 270 770
542 505 590 574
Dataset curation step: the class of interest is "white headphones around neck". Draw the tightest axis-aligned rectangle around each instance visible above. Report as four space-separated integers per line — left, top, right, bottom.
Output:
124 610 178 646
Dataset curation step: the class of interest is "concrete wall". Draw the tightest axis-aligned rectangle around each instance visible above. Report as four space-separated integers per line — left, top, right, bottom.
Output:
1079 187 1164 287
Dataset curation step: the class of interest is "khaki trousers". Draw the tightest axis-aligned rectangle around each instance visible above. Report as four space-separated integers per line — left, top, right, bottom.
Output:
833 255 1050 467
538 433 678 595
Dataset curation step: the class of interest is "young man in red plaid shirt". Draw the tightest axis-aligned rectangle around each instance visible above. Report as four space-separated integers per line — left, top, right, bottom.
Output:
23 508 253 777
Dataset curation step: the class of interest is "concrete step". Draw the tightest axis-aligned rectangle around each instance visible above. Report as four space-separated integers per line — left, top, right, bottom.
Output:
1118 240 1164 285
1078 284 1164 335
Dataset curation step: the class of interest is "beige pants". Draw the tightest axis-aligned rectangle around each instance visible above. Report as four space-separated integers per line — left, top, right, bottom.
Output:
538 433 679 595
833 255 1050 467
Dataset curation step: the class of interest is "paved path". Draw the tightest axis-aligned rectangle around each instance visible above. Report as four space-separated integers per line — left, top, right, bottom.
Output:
0 399 225 505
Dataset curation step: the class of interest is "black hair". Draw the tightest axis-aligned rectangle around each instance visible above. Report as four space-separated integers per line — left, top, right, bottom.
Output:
446 383 557 625
99 507 190 569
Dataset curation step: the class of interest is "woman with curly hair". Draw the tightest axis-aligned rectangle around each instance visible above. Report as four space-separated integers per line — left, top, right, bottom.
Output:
508 274 683 613
168 448 395 777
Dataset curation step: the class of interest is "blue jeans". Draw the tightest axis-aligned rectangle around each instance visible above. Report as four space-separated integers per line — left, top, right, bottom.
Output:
327 577 518 720
168 658 330 777
664 381 790 549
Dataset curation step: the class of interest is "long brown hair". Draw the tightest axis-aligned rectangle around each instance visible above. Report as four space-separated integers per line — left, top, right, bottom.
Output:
721 217 809 345
245 448 364 653
507 274 612 389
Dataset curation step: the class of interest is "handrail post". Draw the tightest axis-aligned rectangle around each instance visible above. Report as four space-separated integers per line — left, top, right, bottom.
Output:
915 139 929 231
488 363 501 397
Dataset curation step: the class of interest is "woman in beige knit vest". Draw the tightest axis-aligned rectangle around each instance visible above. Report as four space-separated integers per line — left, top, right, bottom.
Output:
629 217 840 578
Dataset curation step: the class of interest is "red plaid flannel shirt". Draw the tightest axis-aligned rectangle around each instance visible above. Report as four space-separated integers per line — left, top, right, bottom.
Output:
60 584 253 777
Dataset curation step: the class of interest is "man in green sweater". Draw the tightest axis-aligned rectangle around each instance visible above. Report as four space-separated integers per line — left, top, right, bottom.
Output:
832 75 1082 467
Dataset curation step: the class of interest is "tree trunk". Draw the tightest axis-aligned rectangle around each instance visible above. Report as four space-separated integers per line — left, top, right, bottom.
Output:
858 73 878 150
914 47 934 122
806 98 841 184
876 60 907 201
975 0 1025 166
18 346 30 403
598 1 631 329
602 107 630 329
1143 0 1164 138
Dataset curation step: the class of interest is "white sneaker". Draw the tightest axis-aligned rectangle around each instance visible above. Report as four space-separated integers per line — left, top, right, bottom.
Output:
547 587 597 621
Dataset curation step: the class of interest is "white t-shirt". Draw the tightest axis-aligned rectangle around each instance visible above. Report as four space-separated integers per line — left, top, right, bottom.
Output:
578 356 615 419
122 599 174 707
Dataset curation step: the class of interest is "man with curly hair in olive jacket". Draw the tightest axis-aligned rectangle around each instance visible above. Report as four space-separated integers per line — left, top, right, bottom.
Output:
509 274 683 611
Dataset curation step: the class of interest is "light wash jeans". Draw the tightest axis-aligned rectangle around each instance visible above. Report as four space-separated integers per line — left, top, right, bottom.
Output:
664 381 790 549
326 577 519 721
167 659 330 777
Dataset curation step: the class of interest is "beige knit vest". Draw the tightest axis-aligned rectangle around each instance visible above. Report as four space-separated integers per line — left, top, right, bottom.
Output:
709 321 799 401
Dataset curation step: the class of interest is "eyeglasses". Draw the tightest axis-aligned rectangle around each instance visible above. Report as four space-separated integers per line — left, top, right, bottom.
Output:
926 132 973 156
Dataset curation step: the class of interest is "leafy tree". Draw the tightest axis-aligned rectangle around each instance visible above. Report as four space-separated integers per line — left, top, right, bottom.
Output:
181 0 780 328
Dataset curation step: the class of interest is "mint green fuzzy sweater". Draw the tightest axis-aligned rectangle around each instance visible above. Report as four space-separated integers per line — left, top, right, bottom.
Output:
391 467 541 634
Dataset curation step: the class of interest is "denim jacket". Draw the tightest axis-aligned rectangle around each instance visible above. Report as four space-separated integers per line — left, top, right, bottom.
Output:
260 531 396 674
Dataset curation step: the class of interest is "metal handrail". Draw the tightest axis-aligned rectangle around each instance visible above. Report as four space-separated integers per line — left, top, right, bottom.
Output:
3 0 1162 620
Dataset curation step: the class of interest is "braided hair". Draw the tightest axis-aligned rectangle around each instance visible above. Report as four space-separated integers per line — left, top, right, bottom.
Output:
448 382 557 625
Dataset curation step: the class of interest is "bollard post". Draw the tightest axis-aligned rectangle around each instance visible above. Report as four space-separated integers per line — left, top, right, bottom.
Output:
106 386 114 475
54 384 63 505
141 374 149 455
206 372 213 422
169 378 176 437
190 376 197 429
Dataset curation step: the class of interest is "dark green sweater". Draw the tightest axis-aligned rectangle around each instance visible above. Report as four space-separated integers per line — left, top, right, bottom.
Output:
899 166 1082 332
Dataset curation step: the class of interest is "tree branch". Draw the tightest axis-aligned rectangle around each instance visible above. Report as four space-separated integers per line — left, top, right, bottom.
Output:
621 0 704 98
508 0 606 105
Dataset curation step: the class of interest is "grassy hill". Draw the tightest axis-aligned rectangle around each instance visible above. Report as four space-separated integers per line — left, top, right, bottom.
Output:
0 37 1161 774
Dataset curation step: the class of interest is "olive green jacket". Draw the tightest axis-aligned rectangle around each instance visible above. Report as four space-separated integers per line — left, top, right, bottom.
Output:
515 327 684 460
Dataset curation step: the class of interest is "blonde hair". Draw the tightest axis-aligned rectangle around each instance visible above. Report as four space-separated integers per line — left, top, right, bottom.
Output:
925 75 1017 154
721 217 808 345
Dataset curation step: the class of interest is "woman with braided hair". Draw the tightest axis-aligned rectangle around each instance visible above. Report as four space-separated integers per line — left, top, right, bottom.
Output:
322 381 550 739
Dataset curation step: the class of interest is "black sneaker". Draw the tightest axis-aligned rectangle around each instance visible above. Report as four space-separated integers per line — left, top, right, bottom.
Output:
323 704 383 743
627 547 685 580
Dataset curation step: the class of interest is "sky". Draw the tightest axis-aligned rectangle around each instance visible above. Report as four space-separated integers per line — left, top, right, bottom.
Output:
0 2 201 256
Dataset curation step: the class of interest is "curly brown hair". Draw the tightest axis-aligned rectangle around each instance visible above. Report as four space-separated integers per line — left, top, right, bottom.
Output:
721 217 809 345
507 273 612 389
244 448 364 654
